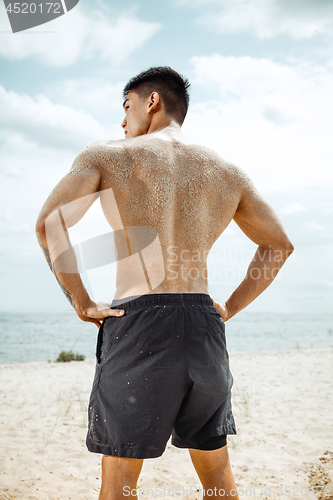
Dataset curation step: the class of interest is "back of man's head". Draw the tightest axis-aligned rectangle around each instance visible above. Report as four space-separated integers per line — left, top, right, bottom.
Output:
123 66 191 125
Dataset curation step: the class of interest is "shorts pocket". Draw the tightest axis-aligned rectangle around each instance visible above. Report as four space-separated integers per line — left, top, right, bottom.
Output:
199 305 225 335
96 318 107 364
201 309 226 350
96 317 119 365
88 362 102 406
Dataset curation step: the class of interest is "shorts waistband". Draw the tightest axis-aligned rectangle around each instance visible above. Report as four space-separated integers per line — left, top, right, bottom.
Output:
110 293 213 311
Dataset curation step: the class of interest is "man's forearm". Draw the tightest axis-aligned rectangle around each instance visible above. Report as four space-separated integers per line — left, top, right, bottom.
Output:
225 244 293 320
36 230 91 313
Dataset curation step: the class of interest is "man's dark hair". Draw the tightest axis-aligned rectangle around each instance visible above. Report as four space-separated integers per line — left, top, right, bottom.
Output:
123 66 190 125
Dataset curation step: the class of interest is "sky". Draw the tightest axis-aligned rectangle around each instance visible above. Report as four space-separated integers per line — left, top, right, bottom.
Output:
0 0 332 314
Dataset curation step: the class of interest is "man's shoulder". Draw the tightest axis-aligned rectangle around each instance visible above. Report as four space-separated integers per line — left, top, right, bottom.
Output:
77 139 131 165
68 140 126 176
85 139 127 153
86 137 151 155
192 144 248 180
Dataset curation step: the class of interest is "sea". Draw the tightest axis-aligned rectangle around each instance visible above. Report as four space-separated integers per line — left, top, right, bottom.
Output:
0 311 332 365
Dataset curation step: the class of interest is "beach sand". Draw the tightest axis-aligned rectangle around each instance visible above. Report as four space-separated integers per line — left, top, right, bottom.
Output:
0 347 332 500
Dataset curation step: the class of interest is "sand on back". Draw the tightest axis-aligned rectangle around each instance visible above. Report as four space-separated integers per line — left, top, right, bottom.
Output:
70 127 246 299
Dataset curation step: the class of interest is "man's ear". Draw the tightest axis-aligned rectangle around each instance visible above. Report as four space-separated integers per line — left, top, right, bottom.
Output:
147 92 160 113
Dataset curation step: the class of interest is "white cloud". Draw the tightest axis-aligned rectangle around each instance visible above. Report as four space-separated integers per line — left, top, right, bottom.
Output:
0 84 116 238
0 85 109 151
43 77 126 132
46 78 124 114
319 280 333 288
175 0 333 40
190 55 317 98
305 222 325 231
0 136 72 242
0 3 161 66
281 203 306 214
182 55 333 191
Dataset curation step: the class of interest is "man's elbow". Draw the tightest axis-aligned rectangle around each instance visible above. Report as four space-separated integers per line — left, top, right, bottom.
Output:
35 219 46 241
279 238 294 260
268 237 294 263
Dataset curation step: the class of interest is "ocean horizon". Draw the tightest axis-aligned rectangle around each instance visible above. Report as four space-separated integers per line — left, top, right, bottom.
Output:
0 310 332 365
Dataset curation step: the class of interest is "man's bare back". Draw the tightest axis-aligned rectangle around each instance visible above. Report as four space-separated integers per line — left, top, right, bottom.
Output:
70 124 246 300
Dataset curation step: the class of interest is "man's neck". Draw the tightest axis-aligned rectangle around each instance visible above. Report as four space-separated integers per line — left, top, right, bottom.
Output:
147 118 181 135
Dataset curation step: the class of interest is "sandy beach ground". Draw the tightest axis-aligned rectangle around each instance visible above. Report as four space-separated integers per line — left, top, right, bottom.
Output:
0 347 332 500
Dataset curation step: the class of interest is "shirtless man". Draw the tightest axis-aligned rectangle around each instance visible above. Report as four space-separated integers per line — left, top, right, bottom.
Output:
35 66 294 499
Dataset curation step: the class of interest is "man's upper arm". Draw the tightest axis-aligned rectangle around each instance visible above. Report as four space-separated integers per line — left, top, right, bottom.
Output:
232 168 293 251
36 144 102 232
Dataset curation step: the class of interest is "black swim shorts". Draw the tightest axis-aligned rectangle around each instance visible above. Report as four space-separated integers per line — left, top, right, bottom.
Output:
86 293 237 459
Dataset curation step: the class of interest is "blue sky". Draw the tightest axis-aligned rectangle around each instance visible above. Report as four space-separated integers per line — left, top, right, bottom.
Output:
0 0 332 313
